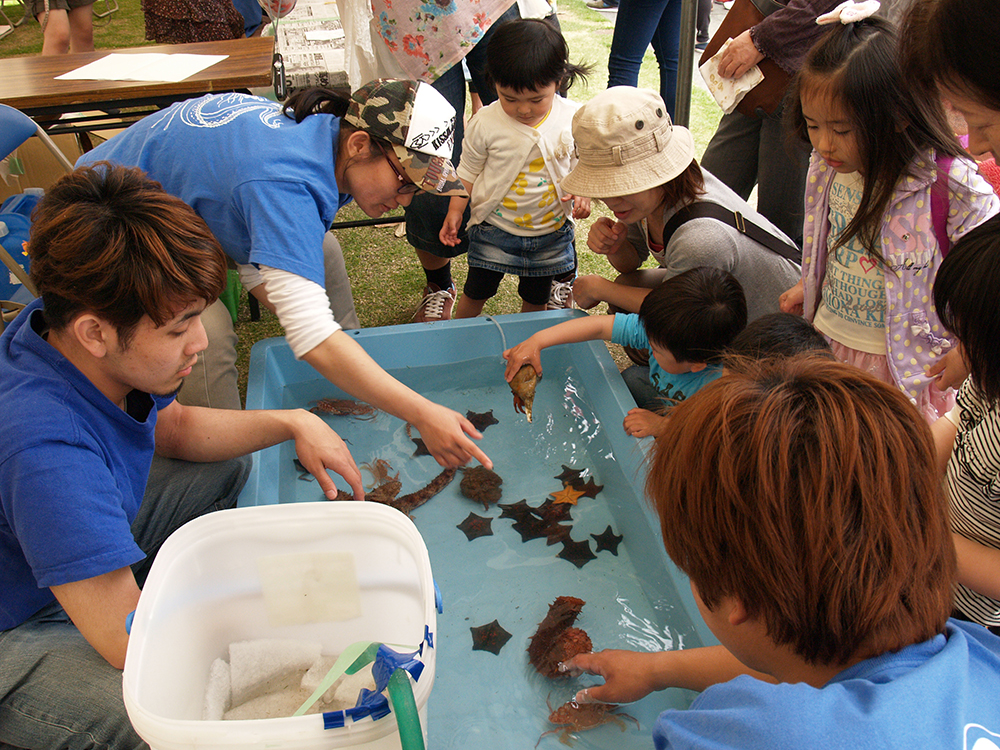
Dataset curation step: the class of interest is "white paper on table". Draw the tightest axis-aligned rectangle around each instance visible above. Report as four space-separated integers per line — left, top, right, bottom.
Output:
55 53 229 83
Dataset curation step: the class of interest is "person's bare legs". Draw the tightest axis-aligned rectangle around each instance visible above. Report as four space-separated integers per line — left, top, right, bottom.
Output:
68 3 94 53
38 5 94 55
520 301 545 313
38 8 71 55
454 294 487 318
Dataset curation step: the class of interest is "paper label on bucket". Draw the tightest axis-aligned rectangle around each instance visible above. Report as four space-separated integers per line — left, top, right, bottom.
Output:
257 551 362 627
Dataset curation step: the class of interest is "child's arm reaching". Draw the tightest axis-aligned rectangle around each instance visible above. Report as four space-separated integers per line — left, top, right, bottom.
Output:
439 178 474 247
561 645 776 705
503 314 616 381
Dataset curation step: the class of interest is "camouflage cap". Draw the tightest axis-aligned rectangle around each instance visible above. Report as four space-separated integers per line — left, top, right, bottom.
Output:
345 79 466 197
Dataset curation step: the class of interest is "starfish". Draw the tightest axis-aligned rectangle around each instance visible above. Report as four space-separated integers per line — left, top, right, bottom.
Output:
457 513 494 541
555 465 585 485
557 538 597 569
410 437 431 458
293 458 314 481
577 477 604 498
470 619 512 655
591 525 624 555
550 485 586 506
544 522 574 546
533 498 573 524
465 409 500 432
498 499 534 523
512 514 553 543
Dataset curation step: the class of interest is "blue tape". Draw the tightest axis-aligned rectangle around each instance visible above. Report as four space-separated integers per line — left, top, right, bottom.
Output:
320 643 426 731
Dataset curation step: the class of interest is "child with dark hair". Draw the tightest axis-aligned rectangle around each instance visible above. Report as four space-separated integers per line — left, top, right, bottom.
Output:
564 355 1000 749
932 214 1000 629
777 4 998 422
503 266 746 437
439 18 593 316
725 311 832 362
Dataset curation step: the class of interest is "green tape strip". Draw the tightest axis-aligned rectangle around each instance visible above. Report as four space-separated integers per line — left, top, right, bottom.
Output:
292 640 375 717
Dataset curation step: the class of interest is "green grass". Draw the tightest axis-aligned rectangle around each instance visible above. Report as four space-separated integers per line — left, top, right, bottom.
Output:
0 0 150 57
0 0 723 401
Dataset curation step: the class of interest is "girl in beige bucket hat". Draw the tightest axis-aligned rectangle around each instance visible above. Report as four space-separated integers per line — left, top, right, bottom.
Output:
563 87 802 326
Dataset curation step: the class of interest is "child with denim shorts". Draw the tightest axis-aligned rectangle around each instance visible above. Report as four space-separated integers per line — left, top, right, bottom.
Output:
439 18 592 317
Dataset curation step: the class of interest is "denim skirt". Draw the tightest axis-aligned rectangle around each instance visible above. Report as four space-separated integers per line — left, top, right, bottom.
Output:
466 220 576 277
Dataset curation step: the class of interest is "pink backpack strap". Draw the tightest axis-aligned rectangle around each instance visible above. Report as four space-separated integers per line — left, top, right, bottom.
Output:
932 154 954 257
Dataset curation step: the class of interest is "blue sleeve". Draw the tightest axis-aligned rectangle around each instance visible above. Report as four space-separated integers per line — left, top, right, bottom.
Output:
1 442 145 588
232 180 330 288
611 313 650 351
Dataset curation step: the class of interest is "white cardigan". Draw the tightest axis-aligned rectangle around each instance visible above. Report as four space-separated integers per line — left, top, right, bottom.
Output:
456 95 579 228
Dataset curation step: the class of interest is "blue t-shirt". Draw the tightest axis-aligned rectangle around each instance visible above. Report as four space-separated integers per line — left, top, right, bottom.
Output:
611 313 723 404
654 620 1000 749
0 299 171 630
78 93 351 288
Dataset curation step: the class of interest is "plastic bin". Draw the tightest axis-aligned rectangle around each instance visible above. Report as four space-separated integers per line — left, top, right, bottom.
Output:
123 502 436 750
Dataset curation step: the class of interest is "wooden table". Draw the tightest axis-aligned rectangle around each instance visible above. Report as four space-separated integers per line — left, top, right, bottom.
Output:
0 37 274 134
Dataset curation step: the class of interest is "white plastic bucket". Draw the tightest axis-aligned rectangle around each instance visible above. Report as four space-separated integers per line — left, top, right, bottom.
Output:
123 502 436 750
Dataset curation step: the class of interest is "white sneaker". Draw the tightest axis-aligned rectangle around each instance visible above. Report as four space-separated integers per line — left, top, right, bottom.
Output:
546 279 575 310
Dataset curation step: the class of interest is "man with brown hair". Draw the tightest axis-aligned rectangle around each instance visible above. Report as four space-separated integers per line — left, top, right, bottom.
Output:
0 163 364 750
564 356 1000 748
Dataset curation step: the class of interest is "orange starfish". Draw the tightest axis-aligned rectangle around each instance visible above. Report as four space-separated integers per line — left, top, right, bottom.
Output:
550 485 585 505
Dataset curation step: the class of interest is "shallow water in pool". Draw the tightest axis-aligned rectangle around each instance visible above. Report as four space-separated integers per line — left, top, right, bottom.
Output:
273 349 702 749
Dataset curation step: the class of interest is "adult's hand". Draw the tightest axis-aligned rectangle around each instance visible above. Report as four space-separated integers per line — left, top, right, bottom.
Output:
291 410 365 500
410 404 492 470
571 275 611 310
717 30 765 80
588 217 628 256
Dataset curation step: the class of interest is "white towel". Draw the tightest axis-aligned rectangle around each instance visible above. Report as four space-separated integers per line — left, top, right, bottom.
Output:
228 639 322 707
202 658 232 721
699 38 766 115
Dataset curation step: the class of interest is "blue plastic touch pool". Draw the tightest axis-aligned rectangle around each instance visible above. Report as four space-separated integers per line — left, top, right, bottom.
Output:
241 310 717 750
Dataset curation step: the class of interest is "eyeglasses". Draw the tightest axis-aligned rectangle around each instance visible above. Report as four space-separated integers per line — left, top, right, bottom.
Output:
377 143 422 195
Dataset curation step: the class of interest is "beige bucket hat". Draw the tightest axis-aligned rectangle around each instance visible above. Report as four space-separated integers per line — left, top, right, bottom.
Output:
561 87 696 198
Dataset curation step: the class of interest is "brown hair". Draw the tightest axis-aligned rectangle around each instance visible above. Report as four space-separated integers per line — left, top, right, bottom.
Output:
899 0 1000 113
662 159 705 209
647 355 955 666
784 16 962 265
28 162 227 346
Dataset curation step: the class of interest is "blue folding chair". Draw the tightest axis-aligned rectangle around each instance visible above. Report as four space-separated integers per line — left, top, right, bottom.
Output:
0 104 74 329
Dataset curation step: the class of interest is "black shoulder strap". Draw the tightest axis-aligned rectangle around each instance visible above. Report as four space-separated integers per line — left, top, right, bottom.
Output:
662 202 802 264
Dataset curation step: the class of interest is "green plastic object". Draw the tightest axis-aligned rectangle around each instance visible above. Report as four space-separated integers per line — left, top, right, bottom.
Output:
292 640 425 750
218 270 242 325
387 666 424 750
